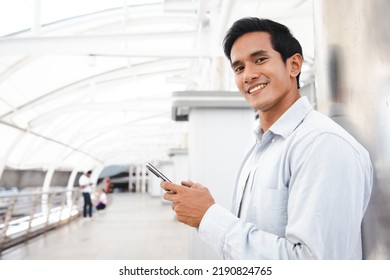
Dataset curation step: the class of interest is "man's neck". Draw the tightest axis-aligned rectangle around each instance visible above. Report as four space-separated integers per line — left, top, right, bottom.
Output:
258 95 300 132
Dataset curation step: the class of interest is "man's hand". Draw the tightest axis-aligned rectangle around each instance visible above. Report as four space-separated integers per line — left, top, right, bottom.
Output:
161 180 215 228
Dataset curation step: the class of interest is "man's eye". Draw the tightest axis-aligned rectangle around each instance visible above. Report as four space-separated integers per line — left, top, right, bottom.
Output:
234 66 244 73
256 57 267 63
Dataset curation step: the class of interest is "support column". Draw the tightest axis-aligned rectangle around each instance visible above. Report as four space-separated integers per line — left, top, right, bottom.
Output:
159 161 174 203
41 166 55 216
148 161 174 201
172 90 255 259
66 169 79 209
135 164 142 193
140 163 147 193
128 165 134 192
168 148 189 184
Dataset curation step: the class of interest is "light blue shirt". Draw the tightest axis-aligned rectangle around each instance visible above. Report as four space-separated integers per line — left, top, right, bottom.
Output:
199 96 373 259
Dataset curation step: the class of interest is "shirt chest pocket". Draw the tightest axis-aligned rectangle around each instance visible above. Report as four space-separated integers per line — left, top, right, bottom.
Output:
252 187 289 237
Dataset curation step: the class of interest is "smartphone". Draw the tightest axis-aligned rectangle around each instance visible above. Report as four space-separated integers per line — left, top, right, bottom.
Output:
146 162 172 182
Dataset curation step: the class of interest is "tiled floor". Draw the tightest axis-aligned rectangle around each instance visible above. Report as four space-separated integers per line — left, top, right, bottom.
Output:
0 192 190 260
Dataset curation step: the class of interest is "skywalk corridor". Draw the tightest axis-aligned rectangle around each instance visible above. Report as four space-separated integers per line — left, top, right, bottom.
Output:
0 192 189 260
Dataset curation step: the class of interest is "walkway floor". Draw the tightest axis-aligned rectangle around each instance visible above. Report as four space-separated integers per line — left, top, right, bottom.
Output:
0 192 190 260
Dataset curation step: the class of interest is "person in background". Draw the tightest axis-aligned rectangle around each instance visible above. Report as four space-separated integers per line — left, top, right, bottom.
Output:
161 17 373 259
79 170 94 218
96 189 107 210
104 177 112 193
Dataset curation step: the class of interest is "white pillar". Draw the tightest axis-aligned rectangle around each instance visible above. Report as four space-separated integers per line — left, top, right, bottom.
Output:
31 0 41 35
148 162 162 197
140 163 147 193
41 166 55 215
159 161 174 203
128 165 133 192
168 148 189 184
147 161 174 200
42 167 55 192
66 169 79 208
172 90 255 259
135 164 141 192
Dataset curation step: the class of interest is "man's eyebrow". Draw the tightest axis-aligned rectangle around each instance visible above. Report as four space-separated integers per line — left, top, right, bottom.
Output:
230 49 269 68
250 50 269 58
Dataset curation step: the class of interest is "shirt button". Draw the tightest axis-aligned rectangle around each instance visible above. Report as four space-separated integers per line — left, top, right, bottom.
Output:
271 138 275 143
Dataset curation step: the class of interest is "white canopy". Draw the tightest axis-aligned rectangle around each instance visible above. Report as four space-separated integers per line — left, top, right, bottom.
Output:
0 0 314 172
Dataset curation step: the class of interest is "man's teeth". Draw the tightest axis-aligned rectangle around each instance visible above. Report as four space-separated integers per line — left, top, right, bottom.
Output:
249 84 267 93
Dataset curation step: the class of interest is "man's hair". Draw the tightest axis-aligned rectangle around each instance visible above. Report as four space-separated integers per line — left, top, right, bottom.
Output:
223 17 303 88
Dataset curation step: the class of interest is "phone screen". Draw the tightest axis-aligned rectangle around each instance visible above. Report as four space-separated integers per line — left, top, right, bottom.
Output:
146 162 171 182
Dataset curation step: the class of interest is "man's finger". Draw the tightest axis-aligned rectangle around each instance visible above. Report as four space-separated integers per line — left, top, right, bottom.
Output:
163 191 175 202
181 180 194 188
182 181 203 189
161 181 186 193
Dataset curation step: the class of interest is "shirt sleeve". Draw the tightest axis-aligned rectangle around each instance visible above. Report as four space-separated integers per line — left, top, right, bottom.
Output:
199 133 372 259
199 203 302 259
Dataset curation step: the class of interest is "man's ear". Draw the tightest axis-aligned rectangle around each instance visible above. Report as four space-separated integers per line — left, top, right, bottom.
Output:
289 53 303 78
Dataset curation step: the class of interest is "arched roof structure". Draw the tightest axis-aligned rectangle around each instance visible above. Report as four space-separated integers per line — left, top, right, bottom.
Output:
0 0 314 173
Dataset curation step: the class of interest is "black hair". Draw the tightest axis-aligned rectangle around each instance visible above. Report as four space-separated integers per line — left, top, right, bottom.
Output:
223 17 303 88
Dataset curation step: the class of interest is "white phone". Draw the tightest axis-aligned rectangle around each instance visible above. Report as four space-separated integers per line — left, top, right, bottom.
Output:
146 162 171 182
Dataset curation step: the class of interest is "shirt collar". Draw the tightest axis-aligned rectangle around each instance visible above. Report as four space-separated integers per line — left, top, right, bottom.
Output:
255 96 313 139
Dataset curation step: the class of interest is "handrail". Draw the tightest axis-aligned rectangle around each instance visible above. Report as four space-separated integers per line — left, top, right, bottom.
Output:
0 188 82 253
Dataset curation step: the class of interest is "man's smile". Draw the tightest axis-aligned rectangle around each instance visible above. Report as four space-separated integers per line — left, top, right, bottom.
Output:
248 83 268 94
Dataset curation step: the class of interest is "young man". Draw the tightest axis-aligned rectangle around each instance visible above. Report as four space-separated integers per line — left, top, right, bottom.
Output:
79 170 93 218
162 17 373 259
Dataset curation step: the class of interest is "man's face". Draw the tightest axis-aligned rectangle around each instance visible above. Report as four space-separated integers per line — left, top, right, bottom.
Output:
230 31 299 114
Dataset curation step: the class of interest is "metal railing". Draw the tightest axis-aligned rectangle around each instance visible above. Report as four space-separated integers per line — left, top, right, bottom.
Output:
0 188 82 253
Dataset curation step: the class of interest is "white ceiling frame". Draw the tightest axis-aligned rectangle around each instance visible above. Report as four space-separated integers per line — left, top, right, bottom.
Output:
0 30 211 57
28 98 172 128
1 58 192 121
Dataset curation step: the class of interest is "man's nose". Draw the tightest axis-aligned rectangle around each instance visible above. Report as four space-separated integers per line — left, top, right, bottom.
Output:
243 64 259 83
